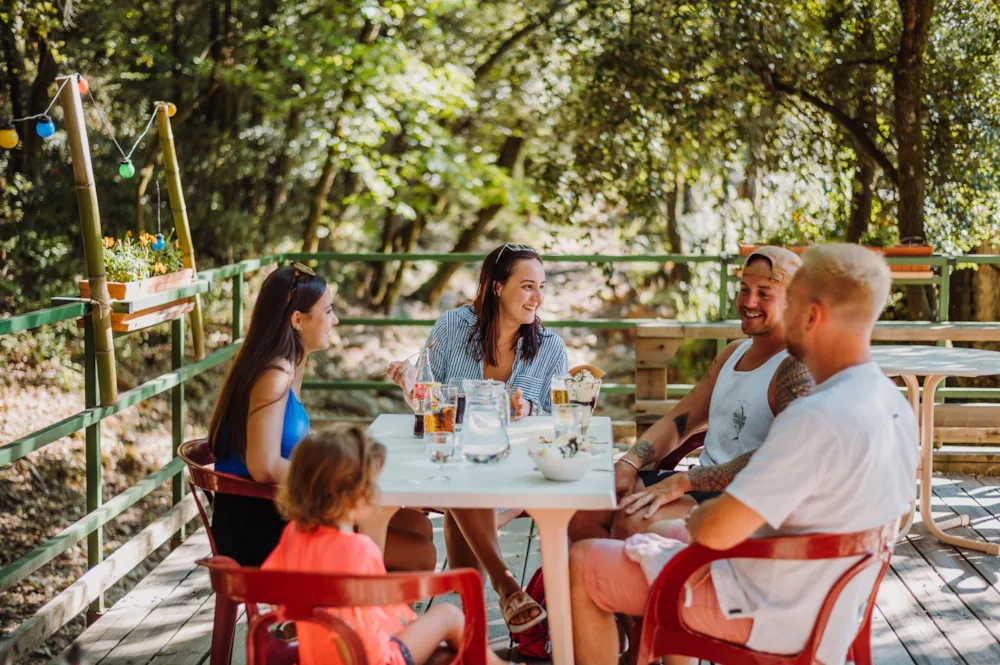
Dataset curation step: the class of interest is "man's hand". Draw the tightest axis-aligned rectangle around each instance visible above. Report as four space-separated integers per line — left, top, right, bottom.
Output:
618 472 692 519
510 387 531 421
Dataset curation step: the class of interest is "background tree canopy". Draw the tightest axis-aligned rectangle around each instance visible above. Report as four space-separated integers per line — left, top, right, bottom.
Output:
2 0 1000 319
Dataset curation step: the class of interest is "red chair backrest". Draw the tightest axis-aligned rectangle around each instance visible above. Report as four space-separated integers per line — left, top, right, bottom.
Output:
658 430 707 471
199 556 489 665
638 519 900 665
177 438 278 555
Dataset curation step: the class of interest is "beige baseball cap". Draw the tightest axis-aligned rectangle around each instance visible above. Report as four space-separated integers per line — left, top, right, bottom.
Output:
742 246 803 285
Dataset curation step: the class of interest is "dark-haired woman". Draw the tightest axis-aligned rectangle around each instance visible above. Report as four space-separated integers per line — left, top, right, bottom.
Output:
210 264 436 571
387 244 568 633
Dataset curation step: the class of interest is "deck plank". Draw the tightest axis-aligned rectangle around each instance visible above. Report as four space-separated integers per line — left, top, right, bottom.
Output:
890 539 1000 665
52 530 211 665
876 565 965 665
871 604 916 665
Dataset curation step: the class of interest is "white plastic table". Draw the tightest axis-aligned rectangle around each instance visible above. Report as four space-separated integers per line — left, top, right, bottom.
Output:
367 414 616 665
871 345 1000 555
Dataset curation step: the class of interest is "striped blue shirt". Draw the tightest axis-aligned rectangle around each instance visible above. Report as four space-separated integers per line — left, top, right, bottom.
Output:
424 305 568 414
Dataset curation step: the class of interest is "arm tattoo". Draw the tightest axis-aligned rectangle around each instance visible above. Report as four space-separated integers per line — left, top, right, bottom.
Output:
689 451 754 491
775 357 814 414
673 412 689 437
631 441 656 465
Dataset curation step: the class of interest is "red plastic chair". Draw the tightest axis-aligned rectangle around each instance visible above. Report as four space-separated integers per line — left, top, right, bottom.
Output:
657 430 707 472
199 556 489 665
635 519 900 665
177 439 285 665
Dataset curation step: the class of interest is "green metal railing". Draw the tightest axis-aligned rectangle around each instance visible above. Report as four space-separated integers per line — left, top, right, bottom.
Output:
0 249 998 650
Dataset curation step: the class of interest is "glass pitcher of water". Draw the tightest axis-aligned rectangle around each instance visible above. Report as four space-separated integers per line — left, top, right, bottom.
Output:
459 380 510 464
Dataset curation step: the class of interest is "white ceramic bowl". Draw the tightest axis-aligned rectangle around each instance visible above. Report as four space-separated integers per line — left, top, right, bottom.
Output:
528 451 591 482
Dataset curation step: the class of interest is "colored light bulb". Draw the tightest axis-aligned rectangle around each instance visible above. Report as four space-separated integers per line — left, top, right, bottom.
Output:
167 103 177 118
119 158 136 179
152 234 167 251
77 75 89 95
0 123 18 149
36 116 55 138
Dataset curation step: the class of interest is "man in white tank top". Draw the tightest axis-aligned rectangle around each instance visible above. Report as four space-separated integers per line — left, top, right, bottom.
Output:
568 246 814 542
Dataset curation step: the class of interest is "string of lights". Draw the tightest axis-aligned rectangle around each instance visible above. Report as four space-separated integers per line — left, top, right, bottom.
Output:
0 72 178 181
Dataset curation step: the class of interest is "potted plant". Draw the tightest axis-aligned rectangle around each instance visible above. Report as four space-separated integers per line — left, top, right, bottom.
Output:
877 236 934 273
79 231 194 331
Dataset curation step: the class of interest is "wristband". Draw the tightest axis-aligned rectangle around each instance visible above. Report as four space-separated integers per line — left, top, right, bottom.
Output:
617 457 641 472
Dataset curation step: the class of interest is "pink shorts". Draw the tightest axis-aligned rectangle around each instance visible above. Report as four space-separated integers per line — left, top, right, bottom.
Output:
583 539 753 644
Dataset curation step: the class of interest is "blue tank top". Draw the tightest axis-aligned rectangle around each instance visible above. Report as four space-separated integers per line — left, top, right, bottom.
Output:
214 390 310 477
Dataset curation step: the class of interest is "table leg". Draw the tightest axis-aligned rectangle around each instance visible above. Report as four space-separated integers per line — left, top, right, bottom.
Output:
918 376 997 554
525 508 575 665
897 374 921 540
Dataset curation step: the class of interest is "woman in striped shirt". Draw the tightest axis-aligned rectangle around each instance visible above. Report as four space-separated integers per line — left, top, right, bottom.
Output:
387 243 568 633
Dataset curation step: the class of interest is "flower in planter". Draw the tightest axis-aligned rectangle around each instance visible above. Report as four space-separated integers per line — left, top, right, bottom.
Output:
102 231 185 282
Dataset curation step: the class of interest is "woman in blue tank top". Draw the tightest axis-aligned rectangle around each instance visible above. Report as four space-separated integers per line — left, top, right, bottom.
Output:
208 264 435 570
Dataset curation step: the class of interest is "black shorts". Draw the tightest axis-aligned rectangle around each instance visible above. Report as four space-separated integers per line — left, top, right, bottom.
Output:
211 493 287 567
637 469 722 504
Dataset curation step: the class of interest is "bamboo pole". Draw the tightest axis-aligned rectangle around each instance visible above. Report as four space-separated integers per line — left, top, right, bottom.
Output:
155 102 206 360
58 75 119 406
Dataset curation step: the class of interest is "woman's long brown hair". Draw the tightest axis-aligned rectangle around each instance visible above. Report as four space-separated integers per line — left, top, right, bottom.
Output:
208 265 327 463
467 244 544 367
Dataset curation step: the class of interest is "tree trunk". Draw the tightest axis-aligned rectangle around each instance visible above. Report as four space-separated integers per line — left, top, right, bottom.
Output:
370 211 405 303
381 215 426 312
894 0 936 319
847 159 875 243
664 181 691 283
848 7 878 244
0 7 25 179
414 134 524 305
973 243 1000 323
21 38 58 173
301 143 341 253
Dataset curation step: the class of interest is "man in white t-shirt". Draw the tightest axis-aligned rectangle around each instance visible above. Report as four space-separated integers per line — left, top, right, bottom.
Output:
570 244 918 665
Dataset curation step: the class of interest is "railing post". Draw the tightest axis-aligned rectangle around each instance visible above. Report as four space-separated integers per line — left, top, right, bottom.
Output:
233 269 244 341
83 317 104 620
171 316 186 545
939 256 952 324
717 256 730 353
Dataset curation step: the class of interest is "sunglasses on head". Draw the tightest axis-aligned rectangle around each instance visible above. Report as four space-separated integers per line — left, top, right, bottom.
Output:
496 243 535 262
286 262 317 307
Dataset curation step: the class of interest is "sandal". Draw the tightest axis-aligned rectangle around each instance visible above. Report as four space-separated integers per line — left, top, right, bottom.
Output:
500 589 547 634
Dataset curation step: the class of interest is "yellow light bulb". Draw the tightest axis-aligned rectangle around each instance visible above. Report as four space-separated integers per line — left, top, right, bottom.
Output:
167 103 177 118
0 126 18 150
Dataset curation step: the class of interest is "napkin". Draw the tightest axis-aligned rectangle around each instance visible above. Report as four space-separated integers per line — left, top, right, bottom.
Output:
506 418 553 444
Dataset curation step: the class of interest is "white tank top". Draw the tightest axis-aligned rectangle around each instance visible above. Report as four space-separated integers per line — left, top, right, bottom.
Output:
700 340 789 466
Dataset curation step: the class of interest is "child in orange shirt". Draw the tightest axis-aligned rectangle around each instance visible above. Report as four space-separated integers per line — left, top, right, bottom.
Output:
263 424 511 665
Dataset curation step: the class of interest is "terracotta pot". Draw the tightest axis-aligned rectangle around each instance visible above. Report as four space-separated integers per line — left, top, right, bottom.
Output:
871 244 934 272
78 268 193 300
78 269 194 332
737 243 811 257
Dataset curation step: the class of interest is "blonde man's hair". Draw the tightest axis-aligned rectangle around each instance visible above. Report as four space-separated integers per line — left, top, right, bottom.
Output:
797 244 892 325
276 423 386 531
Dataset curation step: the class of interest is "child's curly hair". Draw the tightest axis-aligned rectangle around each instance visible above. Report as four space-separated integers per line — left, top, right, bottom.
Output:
276 423 387 531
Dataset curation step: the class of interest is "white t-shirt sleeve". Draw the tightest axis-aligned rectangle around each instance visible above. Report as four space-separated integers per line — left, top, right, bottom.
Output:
725 403 837 530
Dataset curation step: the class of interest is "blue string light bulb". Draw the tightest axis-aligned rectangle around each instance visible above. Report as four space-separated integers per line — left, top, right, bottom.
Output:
36 115 55 138
152 234 167 251
0 122 18 149
118 158 135 179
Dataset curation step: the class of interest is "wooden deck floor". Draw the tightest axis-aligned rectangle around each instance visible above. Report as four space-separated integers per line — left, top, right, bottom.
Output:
53 473 1000 665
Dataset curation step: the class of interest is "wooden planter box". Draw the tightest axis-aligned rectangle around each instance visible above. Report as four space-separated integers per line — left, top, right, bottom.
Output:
78 269 194 332
738 244 934 275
